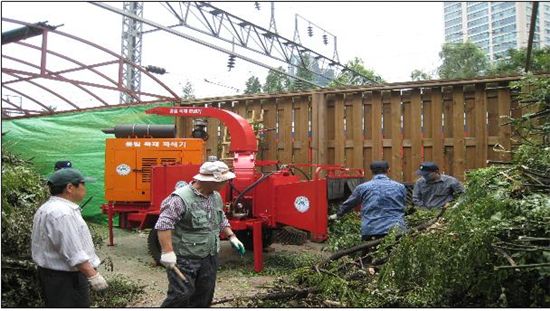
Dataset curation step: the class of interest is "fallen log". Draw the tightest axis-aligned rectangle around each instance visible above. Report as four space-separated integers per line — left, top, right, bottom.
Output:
317 205 448 266
211 287 319 306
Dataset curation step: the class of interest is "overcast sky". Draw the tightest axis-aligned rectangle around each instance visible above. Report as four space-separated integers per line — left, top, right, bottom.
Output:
2 1 445 110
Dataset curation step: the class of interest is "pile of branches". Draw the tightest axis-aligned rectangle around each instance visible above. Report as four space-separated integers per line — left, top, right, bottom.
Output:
1 151 49 307
213 74 550 308
1 150 145 307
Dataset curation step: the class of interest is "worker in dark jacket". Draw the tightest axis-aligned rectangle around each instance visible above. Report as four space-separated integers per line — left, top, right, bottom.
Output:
155 159 245 308
412 162 464 209
329 161 407 241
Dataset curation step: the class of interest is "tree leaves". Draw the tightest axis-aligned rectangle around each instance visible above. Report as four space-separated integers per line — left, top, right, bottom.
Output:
437 41 490 79
236 76 549 308
243 76 262 94
1 150 145 307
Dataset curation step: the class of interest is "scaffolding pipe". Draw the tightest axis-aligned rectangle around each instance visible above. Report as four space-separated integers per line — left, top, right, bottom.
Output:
1 22 57 44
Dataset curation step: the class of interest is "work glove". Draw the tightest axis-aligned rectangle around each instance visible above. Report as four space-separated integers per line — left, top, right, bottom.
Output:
160 251 177 269
328 214 338 221
229 235 246 255
88 272 108 291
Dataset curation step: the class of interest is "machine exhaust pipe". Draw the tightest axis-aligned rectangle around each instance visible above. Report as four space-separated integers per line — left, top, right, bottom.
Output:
102 124 176 138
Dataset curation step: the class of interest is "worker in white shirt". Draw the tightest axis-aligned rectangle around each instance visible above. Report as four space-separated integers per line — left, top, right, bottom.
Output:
31 168 108 307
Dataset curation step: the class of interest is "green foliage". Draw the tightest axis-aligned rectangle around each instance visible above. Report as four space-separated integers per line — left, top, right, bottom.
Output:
220 251 321 277
509 74 550 149
371 74 550 305
328 57 384 87
1 150 49 307
1 152 49 259
181 80 195 99
490 47 550 76
242 76 549 308
327 213 361 251
263 67 291 93
1 259 43 307
1 150 145 307
253 164 548 307
262 252 322 276
290 54 317 91
326 206 439 253
437 41 490 79
88 223 105 251
244 75 262 94
514 144 550 173
511 74 550 111
378 192 505 306
410 69 432 81
405 208 439 227
90 274 146 307
373 163 550 307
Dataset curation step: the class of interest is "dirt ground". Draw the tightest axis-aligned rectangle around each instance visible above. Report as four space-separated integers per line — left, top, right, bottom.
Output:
96 227 328 307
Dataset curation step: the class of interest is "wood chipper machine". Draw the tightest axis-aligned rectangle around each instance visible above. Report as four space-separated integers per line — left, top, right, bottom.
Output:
101 106 364 272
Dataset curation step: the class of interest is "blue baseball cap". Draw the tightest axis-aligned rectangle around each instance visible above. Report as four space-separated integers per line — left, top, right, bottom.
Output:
416 162 439 176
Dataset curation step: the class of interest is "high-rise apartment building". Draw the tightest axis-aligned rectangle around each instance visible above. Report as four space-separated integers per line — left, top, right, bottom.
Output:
444 2 550 61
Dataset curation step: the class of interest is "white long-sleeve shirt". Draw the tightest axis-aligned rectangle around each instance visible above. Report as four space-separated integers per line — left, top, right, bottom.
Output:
31 196 100 271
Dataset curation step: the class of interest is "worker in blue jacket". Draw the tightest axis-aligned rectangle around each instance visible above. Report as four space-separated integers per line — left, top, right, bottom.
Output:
412 162 464 209
329 161 407 242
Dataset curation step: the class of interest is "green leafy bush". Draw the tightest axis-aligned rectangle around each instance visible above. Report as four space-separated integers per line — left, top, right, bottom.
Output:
242 75 550 308
1 151 48 307
1 150 144 307
327 213 361 251
91 274 146 307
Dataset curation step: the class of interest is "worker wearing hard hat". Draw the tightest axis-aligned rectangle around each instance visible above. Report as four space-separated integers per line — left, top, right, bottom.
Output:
31 168 107 307
155 159 245 307
329 161 407 243
412 162 464 209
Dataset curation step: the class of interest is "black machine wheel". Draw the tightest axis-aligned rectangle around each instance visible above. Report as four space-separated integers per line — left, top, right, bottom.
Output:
235 228 273 251
147 229 161 265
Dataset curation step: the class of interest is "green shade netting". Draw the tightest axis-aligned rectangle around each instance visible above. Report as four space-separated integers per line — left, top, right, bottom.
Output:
1 103 174 223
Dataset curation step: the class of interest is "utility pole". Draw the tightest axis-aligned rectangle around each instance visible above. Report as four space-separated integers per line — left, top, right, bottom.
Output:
269 2 277 34
525 1 539 73
120 2 143 104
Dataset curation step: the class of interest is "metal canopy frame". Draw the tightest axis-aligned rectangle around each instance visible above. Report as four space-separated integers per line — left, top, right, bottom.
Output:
1 18 180 119
2 3 379 120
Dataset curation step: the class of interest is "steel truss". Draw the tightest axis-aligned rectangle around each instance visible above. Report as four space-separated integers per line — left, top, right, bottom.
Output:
92 2 322 89
120 1 143 104
160 2 376 84
1 18 179 118
95 1 377 87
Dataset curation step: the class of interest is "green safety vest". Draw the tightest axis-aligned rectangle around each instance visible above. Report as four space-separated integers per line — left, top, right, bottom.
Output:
171 185 224 259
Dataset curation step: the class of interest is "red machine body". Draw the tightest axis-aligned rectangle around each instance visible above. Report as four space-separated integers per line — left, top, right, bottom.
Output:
102 106 364 272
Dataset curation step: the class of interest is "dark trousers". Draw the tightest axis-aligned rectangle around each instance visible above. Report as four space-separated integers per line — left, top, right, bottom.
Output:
37 266 90 308
161 255 219 308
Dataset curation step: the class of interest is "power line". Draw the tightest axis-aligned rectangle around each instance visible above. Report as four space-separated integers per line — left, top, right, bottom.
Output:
92 2 324 89
203 78 241 92
126 2 377 85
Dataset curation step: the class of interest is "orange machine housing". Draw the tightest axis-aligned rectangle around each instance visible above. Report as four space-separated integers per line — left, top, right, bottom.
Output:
104 137 205 202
